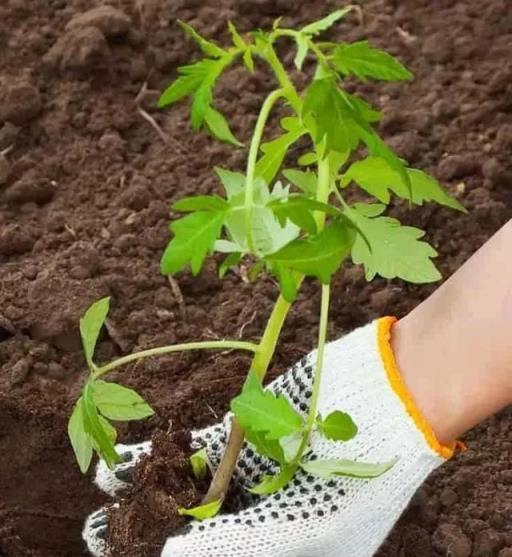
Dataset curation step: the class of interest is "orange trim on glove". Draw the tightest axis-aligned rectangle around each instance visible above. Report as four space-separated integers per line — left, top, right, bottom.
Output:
377 317 456 460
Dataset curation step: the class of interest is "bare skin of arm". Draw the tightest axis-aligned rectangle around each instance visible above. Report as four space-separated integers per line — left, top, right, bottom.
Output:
392 219 512 444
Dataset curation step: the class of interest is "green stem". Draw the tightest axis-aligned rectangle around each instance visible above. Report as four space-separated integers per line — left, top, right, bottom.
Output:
244 88 284 253
314 153 331 228
93 340 259 379
202 285 302 504
262 43 302 111
305 283 330 433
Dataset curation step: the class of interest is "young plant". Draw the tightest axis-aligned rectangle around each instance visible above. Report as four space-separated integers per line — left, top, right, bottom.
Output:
68 7 465 517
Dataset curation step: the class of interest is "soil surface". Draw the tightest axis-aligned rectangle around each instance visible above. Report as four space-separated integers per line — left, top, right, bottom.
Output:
0 0 511 556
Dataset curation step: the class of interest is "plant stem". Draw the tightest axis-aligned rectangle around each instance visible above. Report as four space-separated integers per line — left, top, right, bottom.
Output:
302 283 330 446
92 340 259 379
201 288 301 504
244 88 284 253
263 43 301 111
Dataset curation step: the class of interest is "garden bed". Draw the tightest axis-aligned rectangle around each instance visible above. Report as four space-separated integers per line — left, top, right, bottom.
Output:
1 0 511 556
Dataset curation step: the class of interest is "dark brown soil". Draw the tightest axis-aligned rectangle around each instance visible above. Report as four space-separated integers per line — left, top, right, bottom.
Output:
107 430 207 557
0 0 511 556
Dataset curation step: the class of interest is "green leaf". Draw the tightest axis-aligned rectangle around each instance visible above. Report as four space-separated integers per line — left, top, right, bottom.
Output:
271 264 299 303
268 196 340 235
343 92 381 123
214 167 245 198
178 20 226 58
190 57 233 129
82 383 121 469
245 429 285 463
282 169 317 195
301 458 396 479
227 21 246 48
231 371 303 440
294 33 309 69
173 195 229 213
68 397 93 474
158 65 206 108
316 411 357 441
346 206 442 283
303 78 359 153
204 107 243 147
279 431 303 462
255 127 306 185
249 465 295 495
302 7 353 36
190 448 210 480
333 41 413 81
243 48 254 72
80 297 110 367
161 211 225 276
178 499 222 520
219 252 242 278
298 152 317 166
342 156 464 210
92 380 154 421
266 220 354 284
223 184 299 256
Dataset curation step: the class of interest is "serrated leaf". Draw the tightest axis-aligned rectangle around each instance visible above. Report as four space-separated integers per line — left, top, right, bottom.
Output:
294 33 309 69
178 499 222 520
302 7 353 36
158 65 206 108
173 195 229 213
333 41 413 81
161 211 225 276
68 397 93 474
190 448 210 479
214 167 245 198
346 206 441 283
92 380 154 421
268 196 340 235
178 20 226 58
82 383 121 469
343 92 381 123
266 220 354 284
256 127 306 185
301 458 395 479
283 169 317 195
249 465 295 495
231 371 303 440
204 107 243 147
227 20 246 48
342 156 464 211
224 185 299 256
218 252 242 278
245 428 285 463
190 57 233 130
80 297 110 367
303 78 360 153
316 411 357 441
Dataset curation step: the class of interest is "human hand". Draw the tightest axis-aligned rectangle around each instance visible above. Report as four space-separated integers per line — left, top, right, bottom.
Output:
84 318 453 557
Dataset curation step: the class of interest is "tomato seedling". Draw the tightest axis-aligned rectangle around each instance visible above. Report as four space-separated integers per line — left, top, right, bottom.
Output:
68 7 465 518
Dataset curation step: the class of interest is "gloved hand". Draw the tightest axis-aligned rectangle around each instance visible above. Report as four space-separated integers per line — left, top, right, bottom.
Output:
84 318 454 557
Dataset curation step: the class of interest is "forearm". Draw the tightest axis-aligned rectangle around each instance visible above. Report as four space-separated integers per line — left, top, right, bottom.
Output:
392 219 512 444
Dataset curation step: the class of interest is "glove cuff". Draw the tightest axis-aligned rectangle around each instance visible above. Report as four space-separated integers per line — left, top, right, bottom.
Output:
378 316 456 459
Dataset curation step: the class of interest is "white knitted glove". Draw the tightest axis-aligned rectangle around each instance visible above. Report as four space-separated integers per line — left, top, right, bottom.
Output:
84 318 455 557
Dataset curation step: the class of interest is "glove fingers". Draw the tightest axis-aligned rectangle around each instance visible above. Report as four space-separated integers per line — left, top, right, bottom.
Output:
95 441 151 496
83 504 117 557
